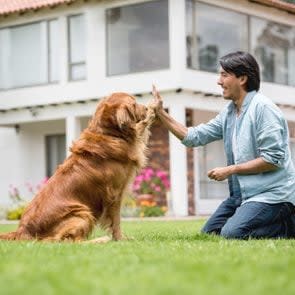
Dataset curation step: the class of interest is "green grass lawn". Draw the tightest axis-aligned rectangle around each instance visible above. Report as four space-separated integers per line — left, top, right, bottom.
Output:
0 219 295 295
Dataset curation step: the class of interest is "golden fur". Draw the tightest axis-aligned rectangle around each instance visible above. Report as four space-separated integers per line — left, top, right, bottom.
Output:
0 93 155 243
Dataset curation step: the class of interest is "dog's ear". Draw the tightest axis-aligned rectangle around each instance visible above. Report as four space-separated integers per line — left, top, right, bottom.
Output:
116 106 134 130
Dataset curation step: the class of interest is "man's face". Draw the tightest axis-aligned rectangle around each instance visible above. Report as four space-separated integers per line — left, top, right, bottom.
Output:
217 68 244 101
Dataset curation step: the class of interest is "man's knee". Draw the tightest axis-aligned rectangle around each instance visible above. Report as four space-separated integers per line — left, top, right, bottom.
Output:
201 223 221 235
220 225 246 239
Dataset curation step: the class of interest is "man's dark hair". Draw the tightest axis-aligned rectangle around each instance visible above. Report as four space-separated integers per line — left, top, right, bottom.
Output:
219 51 260 92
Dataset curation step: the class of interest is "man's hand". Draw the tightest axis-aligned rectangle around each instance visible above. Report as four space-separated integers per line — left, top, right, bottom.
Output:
151 84 164 114
207 166 234 181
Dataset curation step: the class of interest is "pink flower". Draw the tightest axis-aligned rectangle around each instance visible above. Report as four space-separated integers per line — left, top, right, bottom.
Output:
156 170 167 178
132 167 170 196
42 177 49 184
154 186 161 192
135 175 144 182
132 183 140 191
143 174 151 181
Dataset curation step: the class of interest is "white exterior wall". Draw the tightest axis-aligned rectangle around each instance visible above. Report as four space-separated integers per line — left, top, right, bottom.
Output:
0 0 295 214
0 121 64 205
0 127 21 206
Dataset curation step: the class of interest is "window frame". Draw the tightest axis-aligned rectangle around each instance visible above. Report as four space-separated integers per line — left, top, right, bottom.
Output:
67 13 87 81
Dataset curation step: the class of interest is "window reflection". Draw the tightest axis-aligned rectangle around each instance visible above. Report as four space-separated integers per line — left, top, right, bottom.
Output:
251 17 295 86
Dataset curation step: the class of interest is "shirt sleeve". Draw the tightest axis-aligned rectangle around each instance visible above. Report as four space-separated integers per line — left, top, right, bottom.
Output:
256 105 286 168
181 113 223 147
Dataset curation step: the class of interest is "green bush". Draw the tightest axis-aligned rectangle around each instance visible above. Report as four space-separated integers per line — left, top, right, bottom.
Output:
140 205 166 217
6 205 26 220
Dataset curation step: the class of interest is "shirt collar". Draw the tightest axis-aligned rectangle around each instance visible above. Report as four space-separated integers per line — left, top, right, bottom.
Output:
227 90 257 113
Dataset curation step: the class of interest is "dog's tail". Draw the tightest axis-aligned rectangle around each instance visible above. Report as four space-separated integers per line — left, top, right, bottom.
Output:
0 231 18 240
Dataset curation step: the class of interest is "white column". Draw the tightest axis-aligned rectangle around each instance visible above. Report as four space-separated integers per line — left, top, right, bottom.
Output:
168 105 188 216
193 147 201 215
66 116 81 156
169 0 186 80
86 5 105 85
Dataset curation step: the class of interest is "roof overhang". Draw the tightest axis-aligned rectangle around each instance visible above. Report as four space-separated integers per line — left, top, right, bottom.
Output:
0 0 294 17
0 0 78 16
1 89 295 127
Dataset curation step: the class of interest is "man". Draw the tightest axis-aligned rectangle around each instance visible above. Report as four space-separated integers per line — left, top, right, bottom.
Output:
152 51 295 239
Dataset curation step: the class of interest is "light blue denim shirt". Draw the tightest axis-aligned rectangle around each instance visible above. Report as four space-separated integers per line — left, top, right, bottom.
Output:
182 91 295 205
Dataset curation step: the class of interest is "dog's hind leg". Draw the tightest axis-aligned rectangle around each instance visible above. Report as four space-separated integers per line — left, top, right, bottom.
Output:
43 214 95 242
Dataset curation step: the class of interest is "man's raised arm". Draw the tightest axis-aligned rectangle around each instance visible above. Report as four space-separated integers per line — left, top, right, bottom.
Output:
151 85 188 140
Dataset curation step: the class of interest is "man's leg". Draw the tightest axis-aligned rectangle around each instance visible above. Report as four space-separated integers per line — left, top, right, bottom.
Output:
220 201 295 239
201 196 241 234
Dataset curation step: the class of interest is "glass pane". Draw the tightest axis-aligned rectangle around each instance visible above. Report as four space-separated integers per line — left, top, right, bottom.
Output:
49 19 60 82
70 64 86 80
0 29 8 89
106 0 169 75
186 1 248 72
198 141 228 199
10 22 47 87
69 14 86 64
46 135 66 177
251 17 294 86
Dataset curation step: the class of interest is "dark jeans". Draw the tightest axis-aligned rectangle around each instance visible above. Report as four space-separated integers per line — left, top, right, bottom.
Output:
202 196 295 239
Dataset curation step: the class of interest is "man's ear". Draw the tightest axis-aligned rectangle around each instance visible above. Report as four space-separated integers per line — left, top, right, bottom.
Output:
239 75 248 87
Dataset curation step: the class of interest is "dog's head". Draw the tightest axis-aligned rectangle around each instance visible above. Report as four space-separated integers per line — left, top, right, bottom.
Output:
88 93 147 138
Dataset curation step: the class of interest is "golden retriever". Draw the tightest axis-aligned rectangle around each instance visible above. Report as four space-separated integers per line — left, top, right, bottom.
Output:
0 93 155 243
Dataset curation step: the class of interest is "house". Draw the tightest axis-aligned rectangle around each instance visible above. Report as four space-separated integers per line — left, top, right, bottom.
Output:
0 0 294 216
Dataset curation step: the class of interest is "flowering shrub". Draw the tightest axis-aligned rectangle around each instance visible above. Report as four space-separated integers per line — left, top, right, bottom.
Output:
6 177 49 220
139 200 167 217
132 168 170 196
24 177 49 196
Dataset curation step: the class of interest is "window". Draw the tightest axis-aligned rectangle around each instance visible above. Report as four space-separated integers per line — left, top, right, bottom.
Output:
68 14 86 80
45 135 66 177
198 141 228 199
186 1 248 72
0 20 59 90
186 0 295 86
106 0 169 76
251 17 295 86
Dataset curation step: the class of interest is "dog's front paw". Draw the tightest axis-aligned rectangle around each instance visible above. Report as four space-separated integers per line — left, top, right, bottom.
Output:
145 105 156 123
